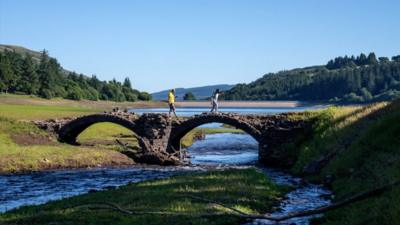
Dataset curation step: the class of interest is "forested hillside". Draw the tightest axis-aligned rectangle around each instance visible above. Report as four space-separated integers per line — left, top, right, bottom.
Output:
0 45 151 102
224 53 400 102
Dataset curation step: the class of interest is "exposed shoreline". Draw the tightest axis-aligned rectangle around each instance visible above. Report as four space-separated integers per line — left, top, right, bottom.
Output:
174 100 304 108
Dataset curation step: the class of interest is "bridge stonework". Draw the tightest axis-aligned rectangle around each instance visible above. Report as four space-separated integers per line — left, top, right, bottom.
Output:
55 112 311 167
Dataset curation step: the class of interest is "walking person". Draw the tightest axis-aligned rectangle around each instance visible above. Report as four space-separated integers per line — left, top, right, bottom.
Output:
168 89 178 117
210 89 222 113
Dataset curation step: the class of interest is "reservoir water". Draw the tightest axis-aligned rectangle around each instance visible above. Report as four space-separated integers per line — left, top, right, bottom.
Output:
129 105 326 117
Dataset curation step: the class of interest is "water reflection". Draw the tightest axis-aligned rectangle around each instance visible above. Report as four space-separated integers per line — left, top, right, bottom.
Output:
188 133 258 165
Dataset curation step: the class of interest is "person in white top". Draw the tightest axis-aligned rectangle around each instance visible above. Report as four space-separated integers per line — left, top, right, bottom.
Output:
210 89 222 113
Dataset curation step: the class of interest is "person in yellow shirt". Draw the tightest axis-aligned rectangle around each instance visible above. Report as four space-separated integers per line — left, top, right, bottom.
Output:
168 89 177 117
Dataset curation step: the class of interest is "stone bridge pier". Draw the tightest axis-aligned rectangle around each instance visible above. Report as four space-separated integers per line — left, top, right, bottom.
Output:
55 112 311 167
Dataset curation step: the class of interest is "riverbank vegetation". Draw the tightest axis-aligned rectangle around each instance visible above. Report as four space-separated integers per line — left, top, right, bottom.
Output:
0 116 134 174
290 100 400 224
0 45 151 101
224 53 400 103
0 168 287 225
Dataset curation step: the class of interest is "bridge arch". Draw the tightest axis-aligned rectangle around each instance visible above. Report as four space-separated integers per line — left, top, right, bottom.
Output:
169 113 262 151
58 114 140 145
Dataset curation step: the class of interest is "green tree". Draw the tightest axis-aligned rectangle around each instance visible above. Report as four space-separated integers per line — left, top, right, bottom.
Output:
357 53 368 66
138 92 152 101
367 52 378 64
392 55 400 62
0 52 15 93
37 50 54 98
379 57 389 63
183 92 196 100
123 77 132 89
360 88 373 101
84 87 99 101
66 85 84 100
19 54 39 94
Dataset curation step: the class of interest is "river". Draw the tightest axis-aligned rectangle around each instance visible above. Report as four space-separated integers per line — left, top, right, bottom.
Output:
0 106 332 225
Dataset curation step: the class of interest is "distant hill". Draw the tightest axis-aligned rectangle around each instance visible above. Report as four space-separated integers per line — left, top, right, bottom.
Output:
0 44 72 75
224 53 400 103
152 84 234 101
0 44 42 60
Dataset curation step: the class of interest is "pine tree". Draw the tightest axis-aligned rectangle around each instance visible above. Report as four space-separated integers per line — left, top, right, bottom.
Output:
0 52 15 93
367 52 378 64
357 53 368 66
123 77 132 89
37 50 54 98
19 54 39 94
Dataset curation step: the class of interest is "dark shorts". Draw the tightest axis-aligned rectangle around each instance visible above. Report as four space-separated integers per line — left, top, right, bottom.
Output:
169 103 175 111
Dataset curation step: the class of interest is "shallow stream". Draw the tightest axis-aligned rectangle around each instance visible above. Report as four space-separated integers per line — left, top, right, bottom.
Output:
187 132 332 225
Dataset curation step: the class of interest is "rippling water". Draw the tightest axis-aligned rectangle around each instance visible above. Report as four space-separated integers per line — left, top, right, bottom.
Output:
188 133 258 165
0 167 194 213
186 132 332 225
250 167 332 225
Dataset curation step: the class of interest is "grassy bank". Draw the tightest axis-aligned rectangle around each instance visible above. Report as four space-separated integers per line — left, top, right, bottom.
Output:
289 100 400 225
0 94 167 120
0 168 287 225
0 116 135 174
181 127 245 148
0 95 158 173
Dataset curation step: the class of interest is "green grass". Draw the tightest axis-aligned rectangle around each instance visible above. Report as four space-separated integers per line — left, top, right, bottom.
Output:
0 94 166 120
181 127 245 148
0 116 134 173
77 122 139 151
0 168 288 225
0 104 100 120
288 100 400 225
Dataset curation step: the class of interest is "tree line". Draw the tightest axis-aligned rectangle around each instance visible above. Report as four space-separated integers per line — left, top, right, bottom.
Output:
0 49 151 101
223 53 400 103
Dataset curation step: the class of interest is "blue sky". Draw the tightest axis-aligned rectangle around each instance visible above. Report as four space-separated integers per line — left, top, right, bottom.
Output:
1 0 399 93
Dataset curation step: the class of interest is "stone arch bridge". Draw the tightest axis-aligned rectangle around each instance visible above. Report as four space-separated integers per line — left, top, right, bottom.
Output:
50 112 311 166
